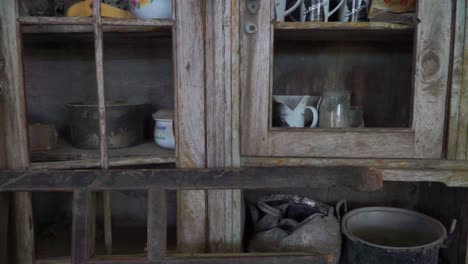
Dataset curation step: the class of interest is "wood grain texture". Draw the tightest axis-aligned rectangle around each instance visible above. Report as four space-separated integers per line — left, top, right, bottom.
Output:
148 189 167 261
12 192 35 264
205 0 242 253
459 1 468 161
412 0 453 158
72 190 96 264
239 0 273 155
93 0 112 255
173 0 207 254
242 157 468 170
0 167 382 192
447 0 466 160
18 16 93 25
1 1 34 264
268 130 414 158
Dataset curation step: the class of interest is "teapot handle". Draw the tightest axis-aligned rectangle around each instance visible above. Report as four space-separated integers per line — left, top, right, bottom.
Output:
336 200 348 222
304 106 318 128
328 0 345 19
283 0 303 17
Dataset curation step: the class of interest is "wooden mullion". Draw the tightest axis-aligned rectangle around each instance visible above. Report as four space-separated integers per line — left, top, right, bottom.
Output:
72 190 96 264
93 0 112 256
148 189 167 262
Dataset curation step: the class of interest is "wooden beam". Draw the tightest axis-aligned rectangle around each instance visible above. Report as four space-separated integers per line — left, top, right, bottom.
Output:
0 167 381 191
174 0 207 254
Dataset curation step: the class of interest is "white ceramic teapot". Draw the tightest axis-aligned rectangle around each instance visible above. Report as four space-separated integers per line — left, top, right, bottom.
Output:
273 95 320 128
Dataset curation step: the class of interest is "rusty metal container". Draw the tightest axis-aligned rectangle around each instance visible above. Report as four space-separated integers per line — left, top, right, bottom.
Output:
67 102 145 149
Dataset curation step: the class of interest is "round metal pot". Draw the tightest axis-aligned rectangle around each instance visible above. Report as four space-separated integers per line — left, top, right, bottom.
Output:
67 102 145 149
341 207 448 264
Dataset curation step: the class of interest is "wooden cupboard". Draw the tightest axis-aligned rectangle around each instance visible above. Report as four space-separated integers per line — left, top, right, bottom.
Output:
0 0 467 263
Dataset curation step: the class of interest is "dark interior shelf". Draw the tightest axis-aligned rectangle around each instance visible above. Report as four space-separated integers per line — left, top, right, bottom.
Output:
31 140 175 164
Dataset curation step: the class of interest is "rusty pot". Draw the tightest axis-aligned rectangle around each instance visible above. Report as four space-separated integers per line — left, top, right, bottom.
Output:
67 102 145 149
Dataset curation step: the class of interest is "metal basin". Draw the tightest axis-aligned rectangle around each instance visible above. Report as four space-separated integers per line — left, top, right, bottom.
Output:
342 207 447 264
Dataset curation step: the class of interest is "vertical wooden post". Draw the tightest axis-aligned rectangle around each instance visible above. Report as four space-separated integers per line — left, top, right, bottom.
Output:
174 0 208 254
0 1 34 264
148 189 167 261
413 0 453 158
93 0 112 255
205 0 242 253
448 0 468 160
72 190 96 264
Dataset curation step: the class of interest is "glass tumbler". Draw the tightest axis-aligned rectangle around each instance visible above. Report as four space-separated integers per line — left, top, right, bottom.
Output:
319 91 351 128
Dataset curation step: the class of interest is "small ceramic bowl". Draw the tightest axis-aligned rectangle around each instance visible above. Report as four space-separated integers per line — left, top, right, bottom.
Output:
129 0 172 19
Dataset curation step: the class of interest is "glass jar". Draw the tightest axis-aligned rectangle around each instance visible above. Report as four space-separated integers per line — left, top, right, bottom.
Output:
319 91 351 128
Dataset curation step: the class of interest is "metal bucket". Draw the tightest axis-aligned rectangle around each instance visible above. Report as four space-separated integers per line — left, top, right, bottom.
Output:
342 207 451 264
67 102 145 149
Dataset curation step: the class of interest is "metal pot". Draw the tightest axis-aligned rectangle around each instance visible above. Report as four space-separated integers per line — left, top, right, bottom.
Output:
341 207 454 264
67 102 145 149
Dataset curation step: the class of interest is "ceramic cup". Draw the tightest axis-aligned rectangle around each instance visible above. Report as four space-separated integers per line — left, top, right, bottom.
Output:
152 109 175 149
129 0 172 19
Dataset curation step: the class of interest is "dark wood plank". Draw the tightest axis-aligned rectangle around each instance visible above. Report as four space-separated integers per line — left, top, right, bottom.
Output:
148 189 167 261
85 254 331 264
72 190 96 264
0 166 381 191
0 193 9 264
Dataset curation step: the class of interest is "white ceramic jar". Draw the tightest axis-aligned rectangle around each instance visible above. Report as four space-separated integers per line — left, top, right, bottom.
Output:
152 109 175 149
129 0 172 19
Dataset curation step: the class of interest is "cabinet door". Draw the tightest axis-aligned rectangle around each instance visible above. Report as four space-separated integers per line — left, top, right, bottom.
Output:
240 0 453 159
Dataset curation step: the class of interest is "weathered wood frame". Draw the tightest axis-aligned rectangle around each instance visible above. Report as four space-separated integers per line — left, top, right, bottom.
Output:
0 0 211 261
0 166 384 264
240 0 453 159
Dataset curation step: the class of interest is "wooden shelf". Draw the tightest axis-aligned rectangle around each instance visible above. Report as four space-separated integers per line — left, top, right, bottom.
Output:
274 22 414 42
19 16 174 34
241 157 468 187
30 140 175 169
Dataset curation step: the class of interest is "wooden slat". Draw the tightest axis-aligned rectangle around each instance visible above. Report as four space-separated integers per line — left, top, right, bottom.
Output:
205 0 242 253
92 0 112 255
274 21 413 30
0 167 382 191
148 189 167 261
1 1 34 264
381 169 468 187
412 0 453 158
231 0 241 167
241 157 468 170
0 193 9 264
72 190 96 264
12 192 35 264
85 253 331 264
18 16 94 25
102 18 174 27
239 0 272 155
447 0 467 160
173 0 207 254
268 130 414 158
